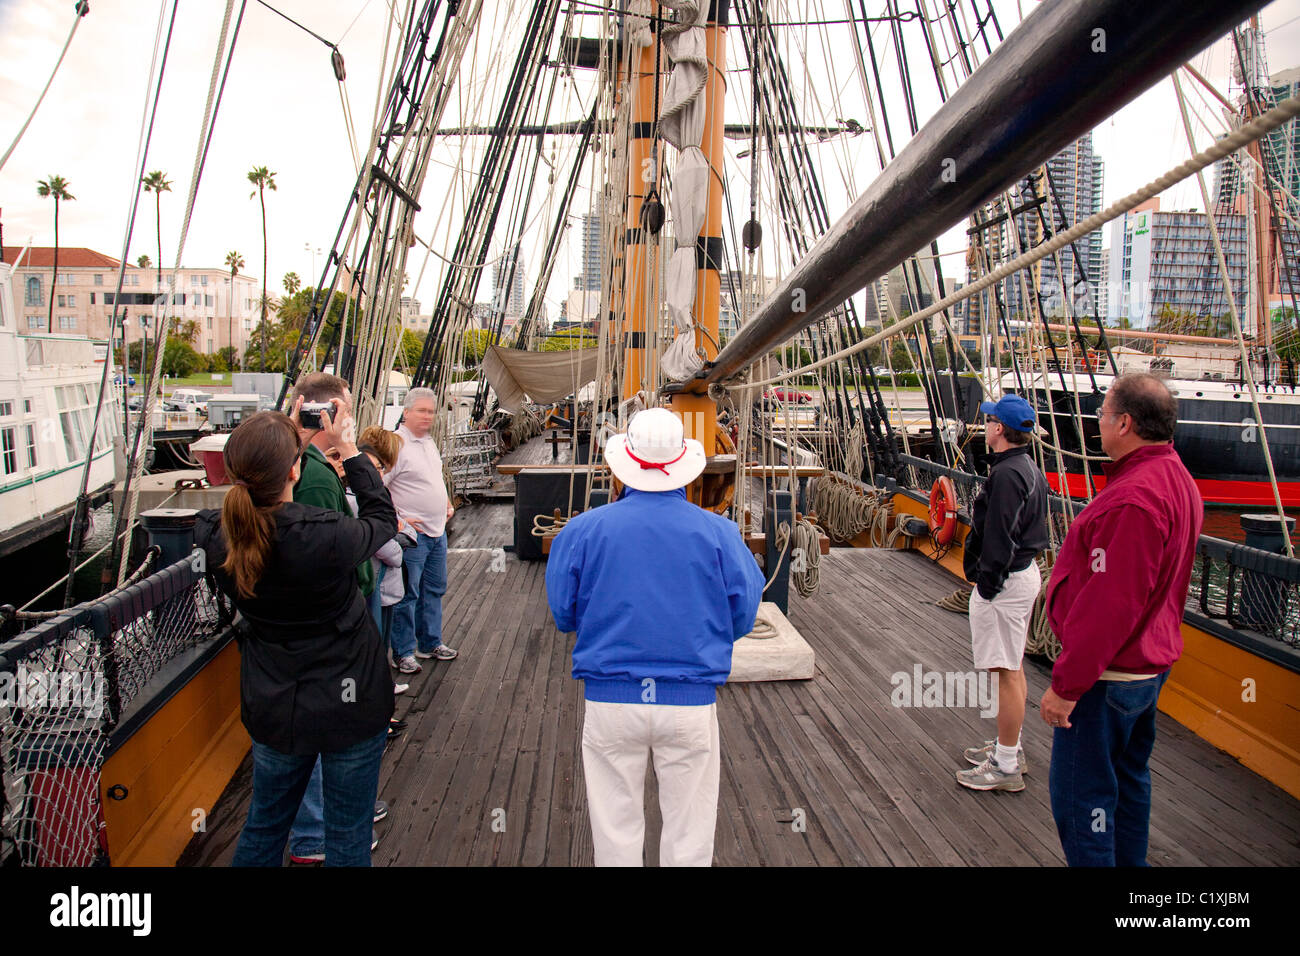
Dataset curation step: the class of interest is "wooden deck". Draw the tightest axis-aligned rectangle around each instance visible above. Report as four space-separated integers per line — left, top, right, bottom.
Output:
180 528 1300 867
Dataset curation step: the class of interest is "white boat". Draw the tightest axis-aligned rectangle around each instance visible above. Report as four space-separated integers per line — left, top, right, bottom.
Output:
0 257 120 560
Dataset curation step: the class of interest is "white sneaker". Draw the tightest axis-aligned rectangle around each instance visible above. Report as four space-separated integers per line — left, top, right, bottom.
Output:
393 682 409 695
396 656 422 674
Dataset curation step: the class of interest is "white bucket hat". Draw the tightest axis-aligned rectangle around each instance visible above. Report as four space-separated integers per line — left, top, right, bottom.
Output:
604 408 707 492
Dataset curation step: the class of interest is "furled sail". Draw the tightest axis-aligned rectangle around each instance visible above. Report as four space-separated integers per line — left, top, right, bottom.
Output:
480 344 607 413
658 0 710 382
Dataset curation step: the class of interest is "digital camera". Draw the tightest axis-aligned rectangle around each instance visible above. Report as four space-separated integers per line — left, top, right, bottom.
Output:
299 401 334 429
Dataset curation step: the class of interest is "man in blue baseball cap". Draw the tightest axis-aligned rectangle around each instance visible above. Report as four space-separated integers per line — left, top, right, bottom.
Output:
956 393 1049 792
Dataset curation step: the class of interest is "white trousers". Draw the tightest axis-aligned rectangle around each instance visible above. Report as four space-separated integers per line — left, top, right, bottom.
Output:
580 700 720 867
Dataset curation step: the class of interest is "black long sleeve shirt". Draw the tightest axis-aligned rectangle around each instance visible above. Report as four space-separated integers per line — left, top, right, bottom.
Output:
963 445 1049 600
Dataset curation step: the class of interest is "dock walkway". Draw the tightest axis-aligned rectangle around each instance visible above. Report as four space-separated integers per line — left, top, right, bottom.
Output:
181 521 1300 866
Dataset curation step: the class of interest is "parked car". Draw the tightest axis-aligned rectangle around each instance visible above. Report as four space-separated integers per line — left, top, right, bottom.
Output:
113 374 137 387
168 388 214 414
764 387 813 404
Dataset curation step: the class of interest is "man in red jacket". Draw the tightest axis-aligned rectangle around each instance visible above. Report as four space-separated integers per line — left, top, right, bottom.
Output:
1041 373 1202 866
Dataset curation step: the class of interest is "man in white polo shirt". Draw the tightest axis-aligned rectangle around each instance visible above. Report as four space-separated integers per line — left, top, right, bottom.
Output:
384 387 457 674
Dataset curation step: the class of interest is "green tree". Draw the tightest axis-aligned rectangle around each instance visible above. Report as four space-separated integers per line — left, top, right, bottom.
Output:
36 174 75 332
225 249 245 370
463 329 500 365
247 165 277 370
141 170 172 395
283 271 300 296
542 328 597 352
136 253 151 270
400 329 425 369
161 338 200 377
265 286 363 371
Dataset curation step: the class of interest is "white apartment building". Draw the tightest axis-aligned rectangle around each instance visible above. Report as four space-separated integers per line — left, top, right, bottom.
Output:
3 246 261 357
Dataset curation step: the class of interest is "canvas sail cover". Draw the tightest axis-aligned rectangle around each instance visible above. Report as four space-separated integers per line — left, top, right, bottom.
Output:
480 344 605 414
659 0 711 383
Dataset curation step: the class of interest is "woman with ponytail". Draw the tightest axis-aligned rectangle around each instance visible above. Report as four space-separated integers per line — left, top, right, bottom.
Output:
195 398 398 866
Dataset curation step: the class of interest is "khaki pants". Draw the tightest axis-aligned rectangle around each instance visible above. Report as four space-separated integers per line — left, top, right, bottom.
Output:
580 700 720 866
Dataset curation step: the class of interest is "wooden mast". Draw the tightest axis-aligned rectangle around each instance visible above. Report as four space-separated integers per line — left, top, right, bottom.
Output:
619 21 659 405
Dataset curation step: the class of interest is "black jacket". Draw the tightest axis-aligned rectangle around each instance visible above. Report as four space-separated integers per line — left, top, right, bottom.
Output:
195 454 398 754
963 445 1049 600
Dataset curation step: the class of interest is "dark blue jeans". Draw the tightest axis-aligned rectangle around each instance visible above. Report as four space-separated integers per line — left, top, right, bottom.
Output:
389 532 447 658
1049 672 1169 867
232 728 387 867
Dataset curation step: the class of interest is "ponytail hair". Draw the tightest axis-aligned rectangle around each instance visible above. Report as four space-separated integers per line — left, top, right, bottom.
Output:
221 411 301 598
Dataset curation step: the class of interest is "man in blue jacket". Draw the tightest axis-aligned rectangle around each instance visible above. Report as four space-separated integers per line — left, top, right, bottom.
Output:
546 407 764 866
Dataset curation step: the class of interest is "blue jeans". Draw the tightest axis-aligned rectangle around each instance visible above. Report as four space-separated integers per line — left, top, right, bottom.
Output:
1048 672 1169 867
389 532 447 658
232 729 387 867
288 760 325 858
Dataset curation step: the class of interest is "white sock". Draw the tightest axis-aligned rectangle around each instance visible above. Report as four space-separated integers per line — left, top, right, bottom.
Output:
994 742 1019 773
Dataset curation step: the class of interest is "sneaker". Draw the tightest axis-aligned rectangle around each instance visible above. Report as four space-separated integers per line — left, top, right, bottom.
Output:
289 832 380 864
393 682 409 696
415 643 458 661
963 741 1028 775
956 755 1025 792
373 800 388 823
389 718 408 732
396 655 422 674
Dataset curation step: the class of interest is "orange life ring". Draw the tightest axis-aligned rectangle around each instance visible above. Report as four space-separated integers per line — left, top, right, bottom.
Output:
928 476 957 545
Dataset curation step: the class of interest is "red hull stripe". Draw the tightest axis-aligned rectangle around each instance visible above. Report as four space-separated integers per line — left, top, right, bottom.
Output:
1045 472 1300 508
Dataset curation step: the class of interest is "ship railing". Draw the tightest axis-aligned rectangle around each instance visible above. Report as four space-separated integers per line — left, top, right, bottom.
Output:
446 428 499 493
0 549 234 866
1190 537 1300 655
894 453 1300 664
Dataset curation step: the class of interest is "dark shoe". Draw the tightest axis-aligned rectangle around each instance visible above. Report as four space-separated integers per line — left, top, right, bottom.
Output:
389 718 408 732
373 800 388 823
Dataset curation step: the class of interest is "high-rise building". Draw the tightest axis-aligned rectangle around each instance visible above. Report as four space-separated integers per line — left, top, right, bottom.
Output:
491 244 526 322
961 133 1105 329
719 269 779 343
1106 198 1249 329
575 200 604 292
1211 63 1300 307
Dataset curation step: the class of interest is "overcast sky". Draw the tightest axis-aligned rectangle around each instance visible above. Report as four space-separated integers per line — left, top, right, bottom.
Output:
2 0 1298 325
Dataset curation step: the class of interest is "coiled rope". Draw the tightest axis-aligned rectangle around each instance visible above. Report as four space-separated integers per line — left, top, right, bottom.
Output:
775 517 821 597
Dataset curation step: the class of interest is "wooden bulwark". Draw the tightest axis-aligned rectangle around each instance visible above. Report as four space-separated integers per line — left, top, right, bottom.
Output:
180 508 1300 866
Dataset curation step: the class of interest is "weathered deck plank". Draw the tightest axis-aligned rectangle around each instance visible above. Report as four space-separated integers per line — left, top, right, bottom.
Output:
181 545 1300 867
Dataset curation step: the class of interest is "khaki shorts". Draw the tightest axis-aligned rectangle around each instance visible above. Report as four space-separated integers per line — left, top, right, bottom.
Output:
968 564 1041 670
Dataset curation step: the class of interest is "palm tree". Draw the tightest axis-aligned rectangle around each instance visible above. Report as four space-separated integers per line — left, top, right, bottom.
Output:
225 250 245 370
136 254 151 269
36 175 75 332
247 165 277 371
141 171 171 397
283 271 300 297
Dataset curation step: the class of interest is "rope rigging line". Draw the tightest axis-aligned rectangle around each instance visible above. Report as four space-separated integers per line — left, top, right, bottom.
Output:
116 0 245 586
0 1 90 173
